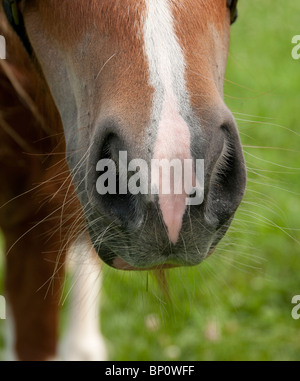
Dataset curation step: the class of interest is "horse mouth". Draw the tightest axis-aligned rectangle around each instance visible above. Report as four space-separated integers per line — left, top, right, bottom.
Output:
112 256 179 271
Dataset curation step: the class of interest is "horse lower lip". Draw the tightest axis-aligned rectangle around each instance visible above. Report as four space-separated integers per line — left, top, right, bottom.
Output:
112 257 177 271
207 247 216 257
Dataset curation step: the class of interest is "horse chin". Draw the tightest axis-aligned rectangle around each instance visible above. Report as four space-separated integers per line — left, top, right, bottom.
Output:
112 256 178 271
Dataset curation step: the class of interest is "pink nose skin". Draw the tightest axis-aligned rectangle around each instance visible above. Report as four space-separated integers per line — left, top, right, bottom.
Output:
152 94 193 244
159 192 187 244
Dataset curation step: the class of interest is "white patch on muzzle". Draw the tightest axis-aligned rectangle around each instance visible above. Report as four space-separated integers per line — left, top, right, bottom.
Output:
143 0 194 243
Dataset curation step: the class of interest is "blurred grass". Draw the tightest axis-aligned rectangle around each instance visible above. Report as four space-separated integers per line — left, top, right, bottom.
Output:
1 0 300 361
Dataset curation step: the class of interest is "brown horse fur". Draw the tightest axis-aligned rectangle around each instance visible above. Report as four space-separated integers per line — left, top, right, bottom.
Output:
0 10 83 360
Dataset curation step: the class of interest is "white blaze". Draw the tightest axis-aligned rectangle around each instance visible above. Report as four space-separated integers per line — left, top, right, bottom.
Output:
144 0 194 243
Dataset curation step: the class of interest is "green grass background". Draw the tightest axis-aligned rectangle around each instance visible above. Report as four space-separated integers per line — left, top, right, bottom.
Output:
1 0 300 361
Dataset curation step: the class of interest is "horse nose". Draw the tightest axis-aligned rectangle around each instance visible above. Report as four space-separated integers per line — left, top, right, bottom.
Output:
88 109 246 246
89 125 197 239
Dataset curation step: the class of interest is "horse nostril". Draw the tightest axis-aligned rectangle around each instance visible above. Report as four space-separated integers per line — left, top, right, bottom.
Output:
205 121 247 228
95 133 144 228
